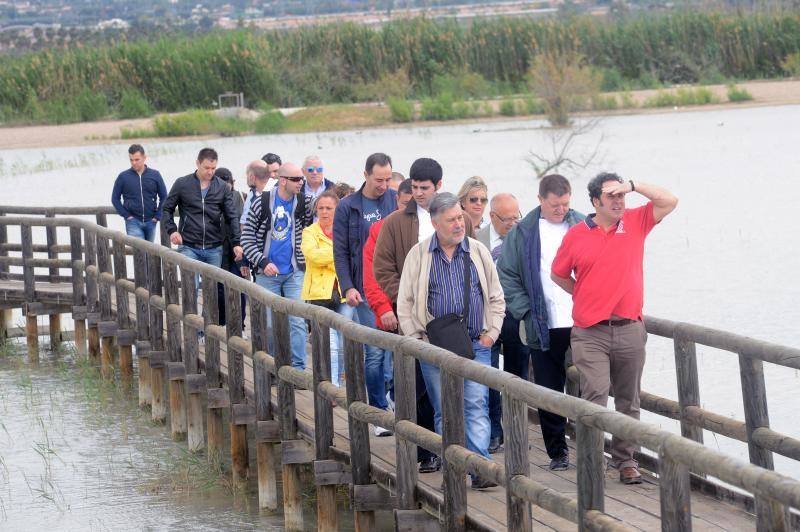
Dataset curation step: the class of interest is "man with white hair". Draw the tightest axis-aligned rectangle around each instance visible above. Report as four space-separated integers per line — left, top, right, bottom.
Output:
301 155 335 203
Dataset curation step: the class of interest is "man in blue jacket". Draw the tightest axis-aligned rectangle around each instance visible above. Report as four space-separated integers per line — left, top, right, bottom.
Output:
333 152 397 436
111 144 168 241
496 174 584 471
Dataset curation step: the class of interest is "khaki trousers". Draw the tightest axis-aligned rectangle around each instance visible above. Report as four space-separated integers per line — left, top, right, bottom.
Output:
570 320 647 469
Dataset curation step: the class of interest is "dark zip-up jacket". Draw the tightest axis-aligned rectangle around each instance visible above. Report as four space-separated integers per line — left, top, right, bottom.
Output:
162 172 241 249
111 166 168 221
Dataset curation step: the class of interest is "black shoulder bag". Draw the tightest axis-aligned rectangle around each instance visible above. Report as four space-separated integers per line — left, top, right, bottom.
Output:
424 250 475 360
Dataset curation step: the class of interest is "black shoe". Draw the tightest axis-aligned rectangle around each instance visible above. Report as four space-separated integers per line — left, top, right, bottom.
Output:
419 456 441 474
488 436 504 454
549 452 569 471
471 477 498 490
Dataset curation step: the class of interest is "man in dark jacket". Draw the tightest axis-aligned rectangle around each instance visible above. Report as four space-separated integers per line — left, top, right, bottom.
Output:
214 167 246 330
162 147 242 269
111 144 168 242
496 174 584 471
333 152 397 435
300 154 335 205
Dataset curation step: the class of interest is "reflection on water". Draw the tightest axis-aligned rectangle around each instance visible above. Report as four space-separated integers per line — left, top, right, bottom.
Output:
0 342 358 531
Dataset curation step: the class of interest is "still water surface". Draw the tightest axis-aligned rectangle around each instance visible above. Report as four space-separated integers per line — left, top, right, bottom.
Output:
1 105 799 524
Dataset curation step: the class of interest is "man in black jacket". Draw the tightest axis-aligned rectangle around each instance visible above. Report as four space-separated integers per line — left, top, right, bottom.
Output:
162 147 243 269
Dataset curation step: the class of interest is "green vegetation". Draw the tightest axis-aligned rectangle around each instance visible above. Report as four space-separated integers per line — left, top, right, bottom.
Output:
499 99 517 116
0 9 798 126
726 84 754 102
254 106 287 134
387 97 414 123
643 87 719 108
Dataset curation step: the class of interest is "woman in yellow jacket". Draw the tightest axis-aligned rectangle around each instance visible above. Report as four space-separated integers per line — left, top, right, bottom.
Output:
301 189 349 386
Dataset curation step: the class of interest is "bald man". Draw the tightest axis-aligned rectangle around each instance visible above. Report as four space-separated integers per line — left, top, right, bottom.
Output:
476 193 528 454
242 162 312 369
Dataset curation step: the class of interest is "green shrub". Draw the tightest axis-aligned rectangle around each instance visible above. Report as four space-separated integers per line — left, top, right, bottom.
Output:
41 99 80 124
620 91 636 109
481 101 495 116
591 94 618 111
599 68 625 92
522 96 543 115
74 88 109 122
387 97 414 122
118 89 153 118
254 107 287 133
783 52 800 76
644 87 719 108
727 84 753 102
420 93 455 121
152 110 248 137
452 100 472 119
431 70 491 99
353 69 411 102
499 99 517 116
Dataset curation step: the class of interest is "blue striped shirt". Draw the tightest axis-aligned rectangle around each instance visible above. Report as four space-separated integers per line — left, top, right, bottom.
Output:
427 235 485 339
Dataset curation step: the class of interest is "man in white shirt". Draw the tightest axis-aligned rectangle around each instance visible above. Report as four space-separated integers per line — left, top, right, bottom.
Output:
496 174 585 471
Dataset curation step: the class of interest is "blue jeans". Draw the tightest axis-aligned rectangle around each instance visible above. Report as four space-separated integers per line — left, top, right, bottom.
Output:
256 270 307 369
125 218 157 242
420 340 491 472
329 302 355 387
177 245 223 296
353 302 390 410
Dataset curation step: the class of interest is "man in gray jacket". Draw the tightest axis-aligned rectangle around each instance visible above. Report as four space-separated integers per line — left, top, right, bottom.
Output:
496 174 584 471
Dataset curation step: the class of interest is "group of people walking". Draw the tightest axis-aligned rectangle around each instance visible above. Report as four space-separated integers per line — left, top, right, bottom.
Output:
112 143 678 489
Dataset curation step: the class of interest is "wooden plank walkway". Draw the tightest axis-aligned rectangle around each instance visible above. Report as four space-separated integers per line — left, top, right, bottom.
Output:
4 280 758 530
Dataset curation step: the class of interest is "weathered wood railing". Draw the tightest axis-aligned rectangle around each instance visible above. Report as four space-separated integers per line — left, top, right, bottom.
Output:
1 212 800 531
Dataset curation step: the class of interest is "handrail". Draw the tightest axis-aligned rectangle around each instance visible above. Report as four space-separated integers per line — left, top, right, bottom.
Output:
0 213 798 531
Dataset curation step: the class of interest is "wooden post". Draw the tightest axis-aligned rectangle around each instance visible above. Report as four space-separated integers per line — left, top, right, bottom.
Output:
180 264 204 452
133 248 152 408
112 239 134 381
658 450 691 531
674 325 703 446
252 298 278 510
311 318 337 531
84 230 100 364
163 257 187 440
503 393 531 532
21 223 38 363
26 313 39 363
0 309 12 342
344 336 376 532
275 310 304 531
202 275 225 466
45 211 61 351
441 367 466 532
393 347 418 513
96 234 115 379
739 353 790 532
225 283 249 486
69 226 87 357
148 252 167 423
0 210 8 282
576 418 605 532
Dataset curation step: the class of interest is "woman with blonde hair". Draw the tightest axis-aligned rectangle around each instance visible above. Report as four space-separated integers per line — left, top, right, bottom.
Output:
457 175 489 230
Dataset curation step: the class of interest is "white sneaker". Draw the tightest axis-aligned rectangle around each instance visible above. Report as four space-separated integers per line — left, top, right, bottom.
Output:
374 425 393 437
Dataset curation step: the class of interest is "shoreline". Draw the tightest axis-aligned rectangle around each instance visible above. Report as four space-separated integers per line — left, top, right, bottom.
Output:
1 79 798 151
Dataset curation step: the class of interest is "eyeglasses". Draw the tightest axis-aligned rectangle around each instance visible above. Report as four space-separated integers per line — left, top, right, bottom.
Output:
306 166 323 173
284 176 304 182
491 211 521 224
468 196 489 205
262 153 282 165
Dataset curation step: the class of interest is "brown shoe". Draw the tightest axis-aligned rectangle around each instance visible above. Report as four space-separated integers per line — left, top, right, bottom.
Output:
619 466 642 485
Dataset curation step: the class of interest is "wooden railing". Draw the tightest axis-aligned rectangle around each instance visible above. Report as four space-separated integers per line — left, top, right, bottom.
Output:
1 212 799 531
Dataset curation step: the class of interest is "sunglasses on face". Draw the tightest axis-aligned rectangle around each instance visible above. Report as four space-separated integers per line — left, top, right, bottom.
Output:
468 196 489 205
284 176 304 182
306 166 323 173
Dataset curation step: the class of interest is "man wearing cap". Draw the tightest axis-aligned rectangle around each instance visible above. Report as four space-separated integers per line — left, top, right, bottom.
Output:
551 173 677 485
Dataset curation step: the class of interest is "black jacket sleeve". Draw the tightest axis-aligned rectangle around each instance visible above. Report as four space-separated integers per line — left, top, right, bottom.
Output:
162 178 182 236
222 187 241 246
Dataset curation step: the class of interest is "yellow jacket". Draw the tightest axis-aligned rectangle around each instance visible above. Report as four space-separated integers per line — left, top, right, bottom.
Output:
300 222 343 302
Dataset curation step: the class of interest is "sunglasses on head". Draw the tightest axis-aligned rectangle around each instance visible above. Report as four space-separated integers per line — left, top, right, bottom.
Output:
468 196 489 205
306 166 323 173
284 176 304 182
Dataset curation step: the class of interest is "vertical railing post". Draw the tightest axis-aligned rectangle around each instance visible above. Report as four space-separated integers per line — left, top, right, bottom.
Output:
84 229 100 364
674 324 704 446
21 223 38 363
576 416 605 532
180 264 204 452
95 213 108 228
441 366 466 532
658 447 692 531
112 238 135 382
251 297 278 510
163 256 187 440
96 233 115 379
45 210 62 351
225 283 250 486
133 247 152 408
503 392 531 532
201 275 225 465
69 226 87 357
739 352 790 532
344 336 376 531
148 252 167 423
0 212 10 342
275 309 304 531
311 316 337 531
394 346 418 512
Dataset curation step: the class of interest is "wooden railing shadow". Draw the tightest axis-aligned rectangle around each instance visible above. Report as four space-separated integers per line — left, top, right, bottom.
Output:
1 208 800 531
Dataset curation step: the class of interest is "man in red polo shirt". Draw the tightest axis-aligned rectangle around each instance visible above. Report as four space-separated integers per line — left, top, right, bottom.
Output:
551 172 678 485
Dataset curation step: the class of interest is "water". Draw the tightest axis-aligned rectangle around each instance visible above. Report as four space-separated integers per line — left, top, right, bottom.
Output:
0 104 799 509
